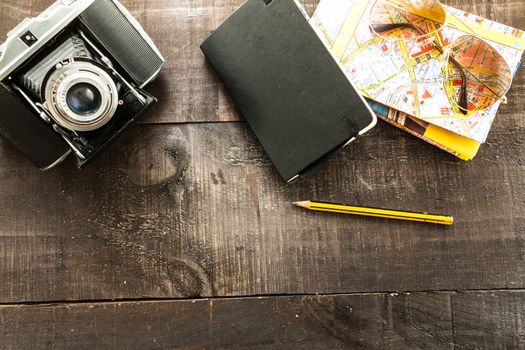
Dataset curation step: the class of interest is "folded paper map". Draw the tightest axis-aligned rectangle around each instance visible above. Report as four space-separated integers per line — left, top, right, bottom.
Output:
312 0 524 157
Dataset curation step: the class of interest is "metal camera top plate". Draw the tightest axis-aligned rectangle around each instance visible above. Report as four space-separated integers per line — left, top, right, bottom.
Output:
0 0 96 81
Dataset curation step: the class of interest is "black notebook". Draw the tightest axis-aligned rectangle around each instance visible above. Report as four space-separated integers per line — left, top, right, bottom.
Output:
201 0 376 181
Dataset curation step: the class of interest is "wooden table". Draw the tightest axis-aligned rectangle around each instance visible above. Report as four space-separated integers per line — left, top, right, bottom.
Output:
1 0 524 348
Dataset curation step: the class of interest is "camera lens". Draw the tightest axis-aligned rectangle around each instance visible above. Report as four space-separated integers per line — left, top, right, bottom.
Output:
66 83 102 115
45 60 119 131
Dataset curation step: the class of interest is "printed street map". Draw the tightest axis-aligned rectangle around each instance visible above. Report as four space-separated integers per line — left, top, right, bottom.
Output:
312 0 525 143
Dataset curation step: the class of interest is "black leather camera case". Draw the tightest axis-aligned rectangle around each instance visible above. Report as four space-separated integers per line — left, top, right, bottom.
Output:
0 84 69 168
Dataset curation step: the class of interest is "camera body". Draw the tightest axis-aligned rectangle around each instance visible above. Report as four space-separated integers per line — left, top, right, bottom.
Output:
0 0 164 169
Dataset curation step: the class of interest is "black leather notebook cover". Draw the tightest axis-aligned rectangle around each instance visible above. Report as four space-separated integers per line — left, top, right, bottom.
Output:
201 0 376 181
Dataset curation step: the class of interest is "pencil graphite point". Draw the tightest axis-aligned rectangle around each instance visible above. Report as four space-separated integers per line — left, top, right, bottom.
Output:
293 201 310 209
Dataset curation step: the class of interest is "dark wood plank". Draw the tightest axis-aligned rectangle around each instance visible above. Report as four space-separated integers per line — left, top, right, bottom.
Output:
0 293 451 350
451 291 525 350
0 118 523 302
1 291 523 349
1 0 522 124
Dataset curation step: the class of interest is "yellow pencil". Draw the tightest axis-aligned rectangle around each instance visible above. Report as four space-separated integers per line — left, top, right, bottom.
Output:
293 201 454 226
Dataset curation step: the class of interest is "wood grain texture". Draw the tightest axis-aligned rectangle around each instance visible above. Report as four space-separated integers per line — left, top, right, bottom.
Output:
0 120 523 303
0 0 524 348
452 291 525 349
1 291 523 350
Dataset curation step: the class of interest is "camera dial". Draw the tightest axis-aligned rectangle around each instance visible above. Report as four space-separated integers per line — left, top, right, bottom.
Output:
44 59 118 132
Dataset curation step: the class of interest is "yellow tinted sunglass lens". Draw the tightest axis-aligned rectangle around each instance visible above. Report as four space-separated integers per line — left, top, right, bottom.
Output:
445 35 512 113
370 0 447 40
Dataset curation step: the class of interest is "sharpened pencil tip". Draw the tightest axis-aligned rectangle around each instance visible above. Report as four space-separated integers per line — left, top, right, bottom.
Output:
293 201 310 209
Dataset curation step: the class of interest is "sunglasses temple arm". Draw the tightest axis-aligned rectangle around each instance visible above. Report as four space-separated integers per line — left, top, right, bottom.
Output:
372 22 414 33
448 56 469 114
430 42 468 114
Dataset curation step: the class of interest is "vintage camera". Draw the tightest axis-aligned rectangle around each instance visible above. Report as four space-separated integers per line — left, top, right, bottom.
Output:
0 0 164 169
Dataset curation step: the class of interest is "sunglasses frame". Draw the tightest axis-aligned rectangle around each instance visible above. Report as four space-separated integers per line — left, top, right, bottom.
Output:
368 0 512 115
369 0 450 41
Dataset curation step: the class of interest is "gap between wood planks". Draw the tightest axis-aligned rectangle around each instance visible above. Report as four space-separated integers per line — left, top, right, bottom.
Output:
1 288 524 307
137 120 248 126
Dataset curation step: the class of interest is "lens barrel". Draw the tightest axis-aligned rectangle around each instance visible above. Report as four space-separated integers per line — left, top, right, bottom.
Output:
44 59 118 132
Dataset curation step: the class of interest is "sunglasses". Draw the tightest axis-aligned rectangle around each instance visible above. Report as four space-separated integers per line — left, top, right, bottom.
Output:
368 0 512 115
